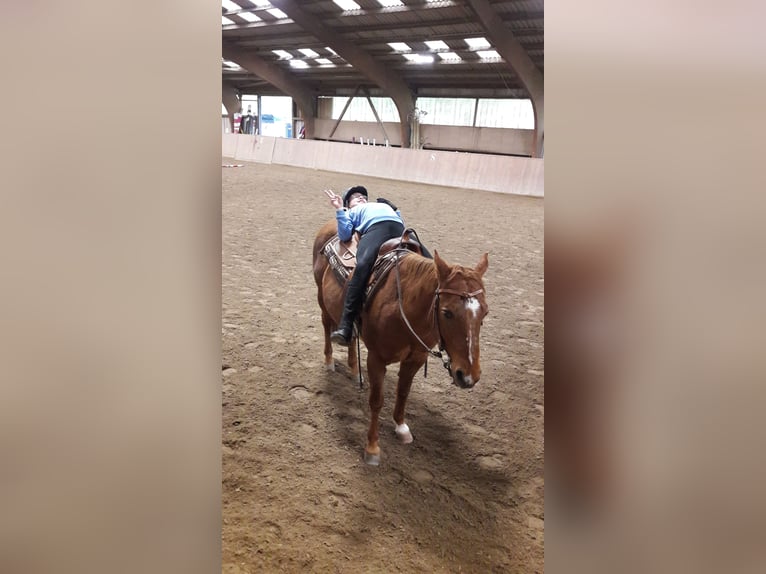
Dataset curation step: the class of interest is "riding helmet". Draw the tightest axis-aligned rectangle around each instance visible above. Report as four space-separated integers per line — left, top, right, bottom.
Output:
343 185 368 207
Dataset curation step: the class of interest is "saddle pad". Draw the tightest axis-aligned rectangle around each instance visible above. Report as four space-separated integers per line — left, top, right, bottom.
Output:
322 236 413 307
322 234 359 270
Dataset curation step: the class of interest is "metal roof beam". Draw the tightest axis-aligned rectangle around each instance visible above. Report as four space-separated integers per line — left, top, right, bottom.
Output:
326 15 543 34
268 0 416 147
466 0 543 156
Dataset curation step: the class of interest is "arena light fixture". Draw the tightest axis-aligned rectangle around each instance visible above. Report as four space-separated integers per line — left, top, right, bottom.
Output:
437 52 461 61
376 0 404 6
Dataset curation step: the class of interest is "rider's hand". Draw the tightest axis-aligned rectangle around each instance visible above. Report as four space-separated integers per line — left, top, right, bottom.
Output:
324 189 343 209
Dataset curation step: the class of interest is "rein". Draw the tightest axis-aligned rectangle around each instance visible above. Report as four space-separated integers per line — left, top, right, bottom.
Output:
393 229 484 377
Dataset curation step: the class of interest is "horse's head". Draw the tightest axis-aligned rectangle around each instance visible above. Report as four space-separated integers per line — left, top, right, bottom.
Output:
434 251 489 388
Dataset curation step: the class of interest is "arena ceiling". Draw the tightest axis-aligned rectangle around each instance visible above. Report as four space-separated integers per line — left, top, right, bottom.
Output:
221 0 544 101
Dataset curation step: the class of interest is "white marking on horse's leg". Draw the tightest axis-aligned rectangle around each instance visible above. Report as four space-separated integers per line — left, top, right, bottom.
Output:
395 423 413 444
325 360 335 372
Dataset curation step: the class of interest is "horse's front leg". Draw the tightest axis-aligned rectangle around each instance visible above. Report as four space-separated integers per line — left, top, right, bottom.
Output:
392 354 427 444
364 352 386 466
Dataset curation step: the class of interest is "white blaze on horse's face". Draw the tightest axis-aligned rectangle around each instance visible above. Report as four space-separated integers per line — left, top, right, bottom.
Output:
440 293 487 389
466 297 481 316
465 297 481 366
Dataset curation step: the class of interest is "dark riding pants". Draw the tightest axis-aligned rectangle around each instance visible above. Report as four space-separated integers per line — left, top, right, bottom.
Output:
339 221 403 328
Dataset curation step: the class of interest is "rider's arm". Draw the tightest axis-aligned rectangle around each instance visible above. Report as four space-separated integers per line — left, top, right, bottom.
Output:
336 208 354 241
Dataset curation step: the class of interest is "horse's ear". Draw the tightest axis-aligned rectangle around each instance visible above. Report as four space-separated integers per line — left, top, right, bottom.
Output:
434 250 450 284
475 252 489 277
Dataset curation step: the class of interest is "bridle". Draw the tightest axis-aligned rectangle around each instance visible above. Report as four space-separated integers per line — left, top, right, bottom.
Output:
393 229 484 376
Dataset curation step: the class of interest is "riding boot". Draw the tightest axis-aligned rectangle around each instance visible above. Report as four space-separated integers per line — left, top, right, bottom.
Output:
330 281 364 347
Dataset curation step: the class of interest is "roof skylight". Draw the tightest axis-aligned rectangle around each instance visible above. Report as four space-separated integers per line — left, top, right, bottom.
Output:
289 60 309 69
222 16 235 25
222 0 241 12
238 12 261 22
272 49 293 59
315 58 335 66
403 54 434 64
465 37 491 49
325 47 338 55
299 48 320 58
476 50 501 59
333 0 361 10
245 0 271 6
267 8 287 18
388 42 411 52
424 40 449 50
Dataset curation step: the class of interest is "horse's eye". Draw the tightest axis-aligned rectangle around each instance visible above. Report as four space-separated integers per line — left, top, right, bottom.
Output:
442 309 454 319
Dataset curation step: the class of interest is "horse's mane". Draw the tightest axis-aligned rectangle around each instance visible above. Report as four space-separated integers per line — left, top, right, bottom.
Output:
402 253 437 280
403 252 485 290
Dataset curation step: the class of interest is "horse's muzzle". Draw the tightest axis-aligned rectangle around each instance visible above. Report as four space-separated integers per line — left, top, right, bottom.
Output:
453 369 478 388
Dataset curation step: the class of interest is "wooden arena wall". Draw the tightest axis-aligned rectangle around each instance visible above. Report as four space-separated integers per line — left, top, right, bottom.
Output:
222 134 544 197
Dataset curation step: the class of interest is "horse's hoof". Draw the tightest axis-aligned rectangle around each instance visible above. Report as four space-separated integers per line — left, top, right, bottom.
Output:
364 452 380 466
395 423 413 444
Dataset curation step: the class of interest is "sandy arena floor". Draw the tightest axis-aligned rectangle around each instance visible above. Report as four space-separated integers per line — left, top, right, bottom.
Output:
222 159 544 573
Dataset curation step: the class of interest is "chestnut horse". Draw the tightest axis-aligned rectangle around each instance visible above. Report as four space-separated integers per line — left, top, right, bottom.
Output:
312 220 489 465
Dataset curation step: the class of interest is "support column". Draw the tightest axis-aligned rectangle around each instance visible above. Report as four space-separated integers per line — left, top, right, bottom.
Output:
222 82 241 133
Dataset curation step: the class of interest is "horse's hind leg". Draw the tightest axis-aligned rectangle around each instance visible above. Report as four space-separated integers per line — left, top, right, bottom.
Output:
392 355 426 444
320 308 335 371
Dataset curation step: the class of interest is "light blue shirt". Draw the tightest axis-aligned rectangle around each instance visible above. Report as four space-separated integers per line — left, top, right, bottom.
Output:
335 202 403 241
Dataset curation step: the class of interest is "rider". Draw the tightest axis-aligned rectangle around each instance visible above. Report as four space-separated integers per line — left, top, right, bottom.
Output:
324 185 431 346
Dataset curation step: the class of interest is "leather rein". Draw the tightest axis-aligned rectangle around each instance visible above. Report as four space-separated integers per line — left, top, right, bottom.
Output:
393 229 484 376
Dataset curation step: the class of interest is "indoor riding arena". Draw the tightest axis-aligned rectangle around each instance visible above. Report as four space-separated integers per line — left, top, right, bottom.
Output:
222 150 544 573
221 6 544 569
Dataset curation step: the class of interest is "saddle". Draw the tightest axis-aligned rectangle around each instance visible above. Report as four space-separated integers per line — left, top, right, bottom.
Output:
321 229 424 307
